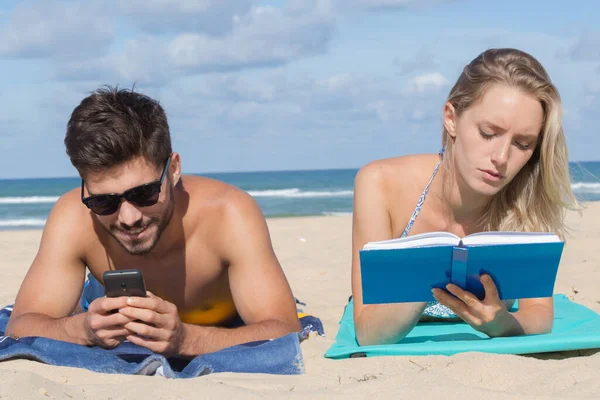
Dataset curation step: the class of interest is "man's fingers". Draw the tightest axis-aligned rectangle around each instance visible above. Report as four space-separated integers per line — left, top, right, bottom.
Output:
88 297 129 314
120 307 163 326
124 321 165 341
126 295 173 314
96 327 131 340
103 311 135 326
126 334 168 354
86 309 134 332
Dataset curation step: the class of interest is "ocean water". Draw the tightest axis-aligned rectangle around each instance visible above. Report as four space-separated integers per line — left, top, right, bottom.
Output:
1 162 599 230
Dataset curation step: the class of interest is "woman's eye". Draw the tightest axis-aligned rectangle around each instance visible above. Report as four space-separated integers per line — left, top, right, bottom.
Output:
479 129 493 139
515 142 531 150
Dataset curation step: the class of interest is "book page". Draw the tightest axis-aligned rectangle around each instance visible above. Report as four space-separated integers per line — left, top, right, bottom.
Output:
462 231 562 246
362 231 460 250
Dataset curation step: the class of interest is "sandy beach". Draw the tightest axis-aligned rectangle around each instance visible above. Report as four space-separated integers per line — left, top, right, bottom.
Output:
1 204 599 399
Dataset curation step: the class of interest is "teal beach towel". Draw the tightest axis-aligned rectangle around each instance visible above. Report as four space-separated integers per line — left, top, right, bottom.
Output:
325 294 600 359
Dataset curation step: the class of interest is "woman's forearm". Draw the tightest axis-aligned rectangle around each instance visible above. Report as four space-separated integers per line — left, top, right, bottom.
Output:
355 302 428 346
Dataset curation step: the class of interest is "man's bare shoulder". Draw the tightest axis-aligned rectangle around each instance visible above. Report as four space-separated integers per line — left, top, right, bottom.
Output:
180 175 269 263
34 187 96 263
46 188 94 233
179 175 264 230
179 174 256 209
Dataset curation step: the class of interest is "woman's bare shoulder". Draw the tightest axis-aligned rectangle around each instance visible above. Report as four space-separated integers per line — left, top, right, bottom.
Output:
357 154 442 190
355 154 443 237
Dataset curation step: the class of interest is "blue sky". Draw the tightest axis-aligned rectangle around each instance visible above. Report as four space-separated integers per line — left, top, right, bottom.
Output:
0 0 599 179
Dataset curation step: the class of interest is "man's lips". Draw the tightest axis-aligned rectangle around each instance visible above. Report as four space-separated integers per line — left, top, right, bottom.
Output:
118 225 150 238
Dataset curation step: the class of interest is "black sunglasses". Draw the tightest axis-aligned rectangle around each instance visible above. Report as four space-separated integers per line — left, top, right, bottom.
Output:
81 156 172 216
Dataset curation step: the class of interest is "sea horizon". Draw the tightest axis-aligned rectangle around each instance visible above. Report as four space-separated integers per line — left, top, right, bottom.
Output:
3 159 600 182
2 162 600 230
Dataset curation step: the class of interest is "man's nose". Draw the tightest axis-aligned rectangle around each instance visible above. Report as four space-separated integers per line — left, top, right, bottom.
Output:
117 200 144 228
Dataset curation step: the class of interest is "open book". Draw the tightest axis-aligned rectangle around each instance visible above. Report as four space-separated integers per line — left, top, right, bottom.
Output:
360 231 564 304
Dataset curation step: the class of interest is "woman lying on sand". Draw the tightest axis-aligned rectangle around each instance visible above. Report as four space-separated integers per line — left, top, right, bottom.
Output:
351 48 579 346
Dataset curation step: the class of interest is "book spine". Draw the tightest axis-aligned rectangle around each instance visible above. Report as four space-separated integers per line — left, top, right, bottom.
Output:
451 247 468 288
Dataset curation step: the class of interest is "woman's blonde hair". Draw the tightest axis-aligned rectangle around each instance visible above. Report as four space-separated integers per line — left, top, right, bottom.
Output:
441 48 578 238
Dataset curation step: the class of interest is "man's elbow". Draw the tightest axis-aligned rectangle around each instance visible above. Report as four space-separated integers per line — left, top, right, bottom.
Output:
291 317 302 333
5 315 25 339
250 316 301 338
282 316 302 334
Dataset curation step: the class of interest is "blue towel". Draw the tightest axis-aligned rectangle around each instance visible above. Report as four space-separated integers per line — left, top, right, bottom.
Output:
0 305 305 377
325 294 600 359
0 274 324 377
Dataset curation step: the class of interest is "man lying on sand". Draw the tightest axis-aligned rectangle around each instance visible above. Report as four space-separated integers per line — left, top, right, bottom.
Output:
6 86 301 357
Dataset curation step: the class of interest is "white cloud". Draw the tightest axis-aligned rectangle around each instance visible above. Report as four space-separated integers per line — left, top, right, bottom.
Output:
163 70 436 138
150 70 441 173
565 32 600 61
169 5 335 69
0 0 114 59
350 0 418 8
119 0 253 36
394 47 438 74
3 2 599 176
318 74 354 91
406 72 449 94
342 0 458 11
54 4 336 85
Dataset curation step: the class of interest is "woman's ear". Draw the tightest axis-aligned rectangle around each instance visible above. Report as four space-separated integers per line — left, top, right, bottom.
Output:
169 152 182 186
443 102 457 138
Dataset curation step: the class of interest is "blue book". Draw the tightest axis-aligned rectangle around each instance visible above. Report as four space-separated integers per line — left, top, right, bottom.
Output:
360 232 565 304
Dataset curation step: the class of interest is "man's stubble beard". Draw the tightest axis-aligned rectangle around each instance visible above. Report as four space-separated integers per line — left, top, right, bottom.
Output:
107 186 175 256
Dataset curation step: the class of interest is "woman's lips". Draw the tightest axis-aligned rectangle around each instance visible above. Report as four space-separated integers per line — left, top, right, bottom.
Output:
481 169 503 181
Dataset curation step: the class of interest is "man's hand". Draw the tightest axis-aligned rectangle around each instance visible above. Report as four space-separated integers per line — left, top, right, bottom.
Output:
118 292 185 357
84 297 134 348
432 274 514 337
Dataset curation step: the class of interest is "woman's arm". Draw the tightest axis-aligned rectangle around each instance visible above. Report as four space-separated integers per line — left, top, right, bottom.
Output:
351 161 428 346
432 276 554 337
506 297 554 335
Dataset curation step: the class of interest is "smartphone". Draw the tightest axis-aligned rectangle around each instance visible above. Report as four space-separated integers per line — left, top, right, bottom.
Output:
103 269 147 298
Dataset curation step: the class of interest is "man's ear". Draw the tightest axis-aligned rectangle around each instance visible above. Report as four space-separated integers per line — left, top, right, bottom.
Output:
443 102 457 138
169 152 182 186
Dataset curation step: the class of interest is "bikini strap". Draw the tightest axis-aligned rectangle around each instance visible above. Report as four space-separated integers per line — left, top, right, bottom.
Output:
400 149 444 238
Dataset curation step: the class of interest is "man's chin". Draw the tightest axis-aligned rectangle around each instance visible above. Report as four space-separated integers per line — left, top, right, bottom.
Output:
113 226 159 256
119 238 159 256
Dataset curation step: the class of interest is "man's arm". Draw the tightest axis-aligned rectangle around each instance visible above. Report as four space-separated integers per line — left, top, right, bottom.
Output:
184 190 301 355
5 191 131 346
123 189 301 357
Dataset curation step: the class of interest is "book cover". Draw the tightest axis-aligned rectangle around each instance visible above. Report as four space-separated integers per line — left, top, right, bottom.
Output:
360 232 564 304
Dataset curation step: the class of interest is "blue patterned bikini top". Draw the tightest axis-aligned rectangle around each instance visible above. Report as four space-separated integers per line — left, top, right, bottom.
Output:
401 149 457 318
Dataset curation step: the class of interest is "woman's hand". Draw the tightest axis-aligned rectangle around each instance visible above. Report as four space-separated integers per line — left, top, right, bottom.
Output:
432 274 515 337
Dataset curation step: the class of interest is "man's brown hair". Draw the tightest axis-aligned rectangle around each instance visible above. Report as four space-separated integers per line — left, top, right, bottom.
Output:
65 86 172 177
